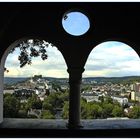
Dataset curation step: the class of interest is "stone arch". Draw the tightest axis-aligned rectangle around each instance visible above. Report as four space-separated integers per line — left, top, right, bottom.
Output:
0 37 68 122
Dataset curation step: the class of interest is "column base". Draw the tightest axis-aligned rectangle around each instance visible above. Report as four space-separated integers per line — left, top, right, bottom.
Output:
66 122 83 129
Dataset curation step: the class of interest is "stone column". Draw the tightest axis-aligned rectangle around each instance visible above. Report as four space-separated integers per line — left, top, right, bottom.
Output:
67 68 84 129
0 67 4 123
0 93 3 123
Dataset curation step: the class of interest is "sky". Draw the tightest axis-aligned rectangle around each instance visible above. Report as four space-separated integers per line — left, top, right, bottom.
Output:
83 41 140 77
4 12 140 78
62 11 90 36
5 46 68 78
4 41 140 78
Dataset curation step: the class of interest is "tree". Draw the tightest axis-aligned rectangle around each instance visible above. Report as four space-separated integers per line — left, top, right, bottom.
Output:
4 95 20 118
102 103 113 118
4 39 55 72
27 94 42 110
43 94 56 109
81 85 92 92
81 98 88 119
43 92 67 111
42 100 53 112
18 102 29 118
104 96 113 104
59 92 69 107
43 92 68 119
62 101 69 119
16 39 50 68
98 96 104 102
41 110 55 119
18 110 28 118
82 102 103 119
81 98 103 119
59 92 69 102
42 93 59 115
112 106 124 117
129 106 140 119
4 93 11 98
27 114 38 118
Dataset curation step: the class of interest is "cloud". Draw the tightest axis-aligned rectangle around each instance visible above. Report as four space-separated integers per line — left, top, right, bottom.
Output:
42 70 68 78
5 41 140 78
84 41 140 77
4 46 68 78
88 45 139 63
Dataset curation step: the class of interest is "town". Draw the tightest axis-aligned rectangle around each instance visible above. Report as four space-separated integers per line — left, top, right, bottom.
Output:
3 75 140 119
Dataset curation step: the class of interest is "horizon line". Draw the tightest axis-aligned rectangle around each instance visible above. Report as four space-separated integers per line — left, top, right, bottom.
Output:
4 75 140 78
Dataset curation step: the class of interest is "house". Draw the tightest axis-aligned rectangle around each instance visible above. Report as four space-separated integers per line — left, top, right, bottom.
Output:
111 96 128 106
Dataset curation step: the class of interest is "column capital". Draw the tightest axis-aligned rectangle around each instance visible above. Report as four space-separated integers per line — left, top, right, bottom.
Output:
67 67 85 74
67 68 85 83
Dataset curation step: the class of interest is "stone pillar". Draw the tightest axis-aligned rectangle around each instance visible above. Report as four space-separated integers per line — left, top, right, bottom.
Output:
67 68 84 129
0 93 3 123
0 68 4 123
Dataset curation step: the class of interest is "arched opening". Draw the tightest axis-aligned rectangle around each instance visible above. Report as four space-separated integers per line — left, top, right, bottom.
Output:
1 38 69 123
82 41 140 120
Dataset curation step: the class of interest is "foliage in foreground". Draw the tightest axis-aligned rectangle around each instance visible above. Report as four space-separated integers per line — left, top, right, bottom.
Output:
4 92 140 119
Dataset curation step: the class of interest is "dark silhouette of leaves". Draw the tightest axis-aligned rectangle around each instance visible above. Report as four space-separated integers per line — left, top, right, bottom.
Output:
13 39 52 68
64 14 68 20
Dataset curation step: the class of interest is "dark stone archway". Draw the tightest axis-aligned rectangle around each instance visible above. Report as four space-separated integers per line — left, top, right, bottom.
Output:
0 2 140 131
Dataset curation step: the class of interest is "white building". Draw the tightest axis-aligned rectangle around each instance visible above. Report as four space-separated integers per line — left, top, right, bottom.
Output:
4 89 14 94
131 91 136 101
130 91 140 102
111 96 128 106
81 94 100 103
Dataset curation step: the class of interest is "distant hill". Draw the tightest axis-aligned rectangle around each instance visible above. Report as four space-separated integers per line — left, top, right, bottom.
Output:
83 76 140 84
4 76 140 85
4 77 28 85
4 77 68 85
